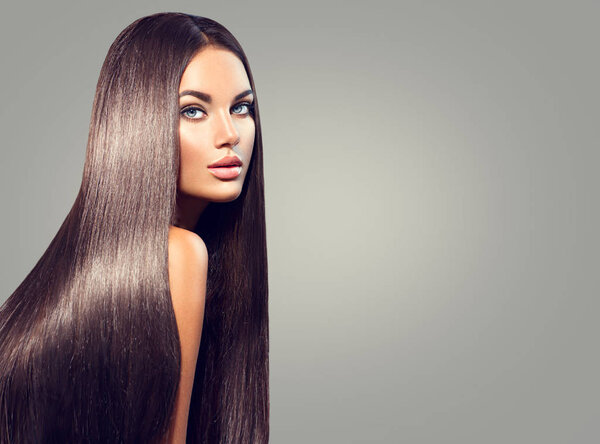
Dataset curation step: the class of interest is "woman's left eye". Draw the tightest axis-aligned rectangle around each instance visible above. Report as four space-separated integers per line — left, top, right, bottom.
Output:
232 102 254 116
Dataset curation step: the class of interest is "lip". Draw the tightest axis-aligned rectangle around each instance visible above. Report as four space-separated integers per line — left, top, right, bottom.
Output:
208 155 243 168
207 165 242 180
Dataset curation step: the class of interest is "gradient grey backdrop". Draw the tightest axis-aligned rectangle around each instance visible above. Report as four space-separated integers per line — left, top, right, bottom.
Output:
1 1 598 443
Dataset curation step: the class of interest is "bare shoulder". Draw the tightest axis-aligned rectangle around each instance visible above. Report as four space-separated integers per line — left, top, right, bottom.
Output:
168 226 208 267
168 226 208 290
167 224 207 322
167 225 208 336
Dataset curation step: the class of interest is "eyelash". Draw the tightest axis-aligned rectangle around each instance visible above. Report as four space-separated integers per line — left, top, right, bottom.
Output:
180 101 255 122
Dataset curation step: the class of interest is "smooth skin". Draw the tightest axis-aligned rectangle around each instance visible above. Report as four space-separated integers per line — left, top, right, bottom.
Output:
164 226 208 444
174 46 255 231
162 46 256 443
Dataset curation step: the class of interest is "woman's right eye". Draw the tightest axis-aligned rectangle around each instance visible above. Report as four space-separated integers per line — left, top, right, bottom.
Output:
181 106 206 120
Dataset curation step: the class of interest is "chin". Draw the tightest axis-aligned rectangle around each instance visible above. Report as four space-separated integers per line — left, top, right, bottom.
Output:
205 187 243 203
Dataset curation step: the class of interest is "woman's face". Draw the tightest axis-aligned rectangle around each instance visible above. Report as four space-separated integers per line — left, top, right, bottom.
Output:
177 47 255 206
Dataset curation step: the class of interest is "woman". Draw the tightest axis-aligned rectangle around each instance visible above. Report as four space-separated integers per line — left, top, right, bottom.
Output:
0 12 269 444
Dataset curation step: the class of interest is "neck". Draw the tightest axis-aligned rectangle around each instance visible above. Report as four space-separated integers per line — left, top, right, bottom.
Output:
174 192 209 231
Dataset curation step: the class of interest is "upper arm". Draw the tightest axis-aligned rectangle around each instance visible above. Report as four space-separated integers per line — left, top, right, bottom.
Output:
164 226 208 443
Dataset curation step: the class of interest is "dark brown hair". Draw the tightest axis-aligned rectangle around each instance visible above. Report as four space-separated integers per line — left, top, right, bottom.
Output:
0 12 268 443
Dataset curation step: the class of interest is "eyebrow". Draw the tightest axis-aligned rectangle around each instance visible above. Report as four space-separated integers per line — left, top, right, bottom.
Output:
178 89 254 103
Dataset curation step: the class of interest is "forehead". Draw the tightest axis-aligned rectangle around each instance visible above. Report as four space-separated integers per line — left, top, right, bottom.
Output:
179 47 250 94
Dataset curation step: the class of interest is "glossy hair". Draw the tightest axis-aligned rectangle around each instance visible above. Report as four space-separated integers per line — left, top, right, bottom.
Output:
0 12 268 443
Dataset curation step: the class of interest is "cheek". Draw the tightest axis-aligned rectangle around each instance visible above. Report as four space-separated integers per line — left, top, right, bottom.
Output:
179 129 205 170
243 124 256 159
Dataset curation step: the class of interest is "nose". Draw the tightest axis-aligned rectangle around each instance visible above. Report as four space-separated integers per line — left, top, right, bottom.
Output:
214 109 240 148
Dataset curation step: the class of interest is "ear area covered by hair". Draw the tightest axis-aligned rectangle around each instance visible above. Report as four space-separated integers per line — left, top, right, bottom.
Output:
164 225 208 443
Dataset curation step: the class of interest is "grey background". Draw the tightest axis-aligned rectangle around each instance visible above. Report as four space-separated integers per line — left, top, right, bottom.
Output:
1 1 598 443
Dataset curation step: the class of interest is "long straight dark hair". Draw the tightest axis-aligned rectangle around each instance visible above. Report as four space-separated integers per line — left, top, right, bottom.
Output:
0 12 268 443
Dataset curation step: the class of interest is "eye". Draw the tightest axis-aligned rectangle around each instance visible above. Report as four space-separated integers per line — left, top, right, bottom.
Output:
180 106 206 121
232 101 255 116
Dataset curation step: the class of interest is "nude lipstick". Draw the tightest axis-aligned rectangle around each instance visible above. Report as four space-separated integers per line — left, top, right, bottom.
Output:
207 155 243 180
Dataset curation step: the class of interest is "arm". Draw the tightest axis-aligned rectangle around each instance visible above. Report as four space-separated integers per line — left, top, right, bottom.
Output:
162 226 208 444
